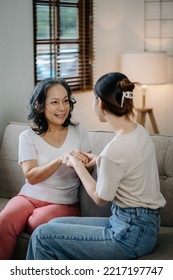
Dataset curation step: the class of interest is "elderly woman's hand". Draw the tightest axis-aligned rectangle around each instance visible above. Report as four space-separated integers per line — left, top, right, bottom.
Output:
65 151 97 170
60 150 90 167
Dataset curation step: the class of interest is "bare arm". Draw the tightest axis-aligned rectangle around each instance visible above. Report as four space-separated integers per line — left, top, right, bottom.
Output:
21 157 62 185
21 151 89 185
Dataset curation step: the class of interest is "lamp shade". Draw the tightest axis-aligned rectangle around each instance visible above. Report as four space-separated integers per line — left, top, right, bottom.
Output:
120 52 167 85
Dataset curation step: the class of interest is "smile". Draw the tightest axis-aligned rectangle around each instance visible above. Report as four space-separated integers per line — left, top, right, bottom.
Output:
54 113 66 118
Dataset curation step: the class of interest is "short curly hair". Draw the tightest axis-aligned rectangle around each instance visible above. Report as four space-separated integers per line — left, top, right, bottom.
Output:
28 78 76 134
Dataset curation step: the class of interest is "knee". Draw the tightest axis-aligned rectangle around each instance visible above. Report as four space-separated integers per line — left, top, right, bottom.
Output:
30 223 46 242
27 213 46 233
27 217 39 234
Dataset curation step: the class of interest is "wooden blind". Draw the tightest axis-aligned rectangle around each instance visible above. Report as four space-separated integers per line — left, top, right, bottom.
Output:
33 0 93 91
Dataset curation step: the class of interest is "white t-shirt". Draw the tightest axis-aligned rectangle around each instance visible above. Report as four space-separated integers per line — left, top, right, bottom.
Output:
96 124 166 209
18 124 91 204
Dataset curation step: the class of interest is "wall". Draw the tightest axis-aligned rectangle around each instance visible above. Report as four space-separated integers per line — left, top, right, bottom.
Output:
73 0 173 135
0 0 173 140
0 0 34 142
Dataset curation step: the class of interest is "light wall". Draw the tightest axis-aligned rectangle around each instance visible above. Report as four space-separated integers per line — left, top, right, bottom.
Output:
73 0 173 135
72 84 173 135
0 0 34 141
0 0 173 141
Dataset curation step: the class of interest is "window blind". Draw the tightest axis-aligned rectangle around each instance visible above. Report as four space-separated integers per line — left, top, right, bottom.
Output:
33 0 93 91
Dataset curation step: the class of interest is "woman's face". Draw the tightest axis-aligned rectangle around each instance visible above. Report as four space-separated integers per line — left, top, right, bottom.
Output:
44 84 70 127
93 96 107 122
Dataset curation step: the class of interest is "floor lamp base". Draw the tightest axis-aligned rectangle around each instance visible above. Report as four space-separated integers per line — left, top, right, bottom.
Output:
136 107 159 134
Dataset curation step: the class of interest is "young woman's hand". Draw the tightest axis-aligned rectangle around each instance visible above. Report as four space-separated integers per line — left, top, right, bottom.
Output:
70 150 89 165
60 150 89 166
65 153 81 168
65 151 97 170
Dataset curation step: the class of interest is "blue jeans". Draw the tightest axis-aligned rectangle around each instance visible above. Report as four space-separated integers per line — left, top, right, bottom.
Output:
26 204 160 260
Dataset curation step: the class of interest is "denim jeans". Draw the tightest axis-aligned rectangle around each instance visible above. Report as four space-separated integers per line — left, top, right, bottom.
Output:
26 204 160 260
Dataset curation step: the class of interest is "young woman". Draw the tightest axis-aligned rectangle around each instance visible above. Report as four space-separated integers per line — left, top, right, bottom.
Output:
26 72 166 260
0 77 91 259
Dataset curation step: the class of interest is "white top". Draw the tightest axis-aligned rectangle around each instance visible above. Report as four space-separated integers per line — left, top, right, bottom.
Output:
96 124 166 209
18 124 91 204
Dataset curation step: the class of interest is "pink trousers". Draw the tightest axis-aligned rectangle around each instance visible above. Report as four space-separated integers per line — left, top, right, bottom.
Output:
0 194 80 260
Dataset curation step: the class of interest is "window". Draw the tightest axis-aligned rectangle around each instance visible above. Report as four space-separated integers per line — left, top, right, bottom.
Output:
144 0 173 55
33 0 93 91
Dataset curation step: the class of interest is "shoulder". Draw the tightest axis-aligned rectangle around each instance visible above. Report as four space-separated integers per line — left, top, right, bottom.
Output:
135 124 154 146
136 123 149 136
100 138 120 160
69 123 88 135
19 128 37 142
134 123 151 139
69 124 90 150
20 128 36 137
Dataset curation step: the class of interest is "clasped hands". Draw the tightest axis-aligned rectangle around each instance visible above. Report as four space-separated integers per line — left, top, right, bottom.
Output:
60 151 97 169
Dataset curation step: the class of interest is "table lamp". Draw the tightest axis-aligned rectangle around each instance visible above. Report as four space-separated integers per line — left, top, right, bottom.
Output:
120 52 167 134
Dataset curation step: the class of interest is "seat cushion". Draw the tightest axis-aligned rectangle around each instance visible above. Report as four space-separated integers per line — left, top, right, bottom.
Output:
0 197 9 211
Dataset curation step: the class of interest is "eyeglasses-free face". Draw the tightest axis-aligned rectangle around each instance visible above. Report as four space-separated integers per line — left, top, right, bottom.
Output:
44 84 70 127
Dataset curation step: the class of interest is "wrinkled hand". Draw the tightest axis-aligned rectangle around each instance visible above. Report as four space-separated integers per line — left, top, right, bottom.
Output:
59 154 69 165
60 150 89 167
65 151 97 169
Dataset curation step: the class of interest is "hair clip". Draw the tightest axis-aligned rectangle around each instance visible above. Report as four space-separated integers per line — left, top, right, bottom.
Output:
121 91 133 107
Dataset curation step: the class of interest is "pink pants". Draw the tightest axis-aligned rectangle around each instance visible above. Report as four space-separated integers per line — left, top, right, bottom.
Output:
0 194 80 260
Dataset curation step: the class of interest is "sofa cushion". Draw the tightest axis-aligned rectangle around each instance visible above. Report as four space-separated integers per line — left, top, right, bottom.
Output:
12 231 30 260
0 122 29 198
0 197 9 211
79 184 111 217
151 135 173 227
